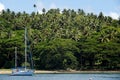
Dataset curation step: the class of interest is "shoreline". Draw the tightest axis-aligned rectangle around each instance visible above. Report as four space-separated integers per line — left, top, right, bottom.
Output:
35 70 120 74
0 69 120 74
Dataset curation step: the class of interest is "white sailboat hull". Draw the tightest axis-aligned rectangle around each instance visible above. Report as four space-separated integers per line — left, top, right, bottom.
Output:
11 69 34 76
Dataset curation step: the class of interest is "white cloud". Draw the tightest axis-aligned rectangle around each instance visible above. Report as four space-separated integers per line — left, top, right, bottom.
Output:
109 12 119 20
104 12 119 20
63 6 69 9
35 1 57 13
35 1 45 14
0 2 5 12
50 3 57 9
84 6 94 13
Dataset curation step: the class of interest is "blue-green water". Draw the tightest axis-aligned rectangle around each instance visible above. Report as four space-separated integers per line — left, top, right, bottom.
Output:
0 73 120 80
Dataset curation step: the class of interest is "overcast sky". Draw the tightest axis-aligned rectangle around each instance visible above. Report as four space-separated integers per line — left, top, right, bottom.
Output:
0 0 120 19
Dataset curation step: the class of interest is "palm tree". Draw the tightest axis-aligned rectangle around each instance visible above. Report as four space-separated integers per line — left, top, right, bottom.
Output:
98 12 104 21
42 8 46 14
33 4 37 14
78 9 85 15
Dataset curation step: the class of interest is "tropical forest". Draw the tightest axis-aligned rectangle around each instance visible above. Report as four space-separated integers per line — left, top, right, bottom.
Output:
0 8 120 70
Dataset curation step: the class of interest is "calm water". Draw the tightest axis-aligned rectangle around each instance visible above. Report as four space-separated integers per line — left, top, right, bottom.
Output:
0 73 120 80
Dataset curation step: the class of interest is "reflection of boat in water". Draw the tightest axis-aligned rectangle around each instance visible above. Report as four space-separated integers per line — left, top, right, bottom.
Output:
11 28 34 76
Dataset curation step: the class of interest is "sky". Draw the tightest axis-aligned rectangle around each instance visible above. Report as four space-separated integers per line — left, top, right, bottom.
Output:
0 0 120 19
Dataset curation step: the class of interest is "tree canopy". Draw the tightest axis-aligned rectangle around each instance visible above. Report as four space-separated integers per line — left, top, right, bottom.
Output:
0 8 120 70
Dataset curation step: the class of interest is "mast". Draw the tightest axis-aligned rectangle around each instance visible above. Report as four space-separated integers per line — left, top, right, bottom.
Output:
25 27 27 70
15 47 17 68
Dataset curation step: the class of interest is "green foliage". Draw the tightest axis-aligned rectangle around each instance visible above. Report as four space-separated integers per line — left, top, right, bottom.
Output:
0 8 120 70
33 39 79 70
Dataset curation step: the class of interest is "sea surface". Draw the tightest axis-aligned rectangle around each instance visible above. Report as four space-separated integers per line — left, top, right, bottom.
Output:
0 73 120 80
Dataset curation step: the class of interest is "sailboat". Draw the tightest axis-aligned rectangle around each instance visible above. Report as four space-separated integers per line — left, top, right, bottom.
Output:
11 27 34 76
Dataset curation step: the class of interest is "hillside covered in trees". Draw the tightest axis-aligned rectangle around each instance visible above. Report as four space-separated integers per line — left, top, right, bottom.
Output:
0 8 120 70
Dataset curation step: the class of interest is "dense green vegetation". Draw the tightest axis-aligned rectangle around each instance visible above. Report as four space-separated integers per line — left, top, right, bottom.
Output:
0 8 120 70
